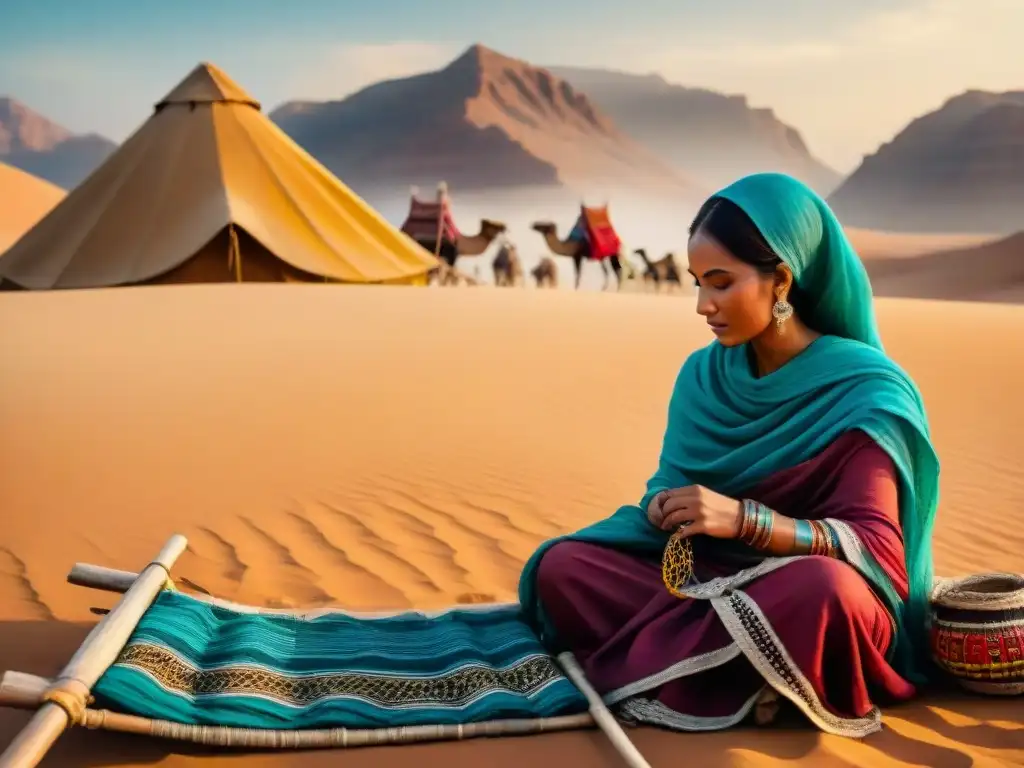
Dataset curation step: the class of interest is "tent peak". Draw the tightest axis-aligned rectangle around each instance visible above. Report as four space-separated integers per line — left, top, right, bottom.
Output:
155 62 261 111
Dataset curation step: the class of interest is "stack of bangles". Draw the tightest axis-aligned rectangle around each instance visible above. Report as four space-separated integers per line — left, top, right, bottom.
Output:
739 499 840 557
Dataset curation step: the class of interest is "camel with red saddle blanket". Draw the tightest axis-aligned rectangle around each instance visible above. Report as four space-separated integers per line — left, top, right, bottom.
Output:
531 205 636 290
400 183 507 286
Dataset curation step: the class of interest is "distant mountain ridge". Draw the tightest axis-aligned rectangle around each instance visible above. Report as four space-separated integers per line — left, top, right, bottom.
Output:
6 51 1022 238
827 90 1024 233
270 45 704 199
0 97 116 189
547 66 841 195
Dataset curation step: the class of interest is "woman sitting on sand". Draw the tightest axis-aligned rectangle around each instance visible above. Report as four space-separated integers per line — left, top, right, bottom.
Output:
518 172 940 738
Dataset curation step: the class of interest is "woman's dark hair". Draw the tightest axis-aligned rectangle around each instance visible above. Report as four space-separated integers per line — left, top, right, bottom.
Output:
688 197 779 274
689 196 808 317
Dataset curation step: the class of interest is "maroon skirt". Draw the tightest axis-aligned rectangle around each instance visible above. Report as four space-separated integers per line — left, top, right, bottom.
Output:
536 540 915 737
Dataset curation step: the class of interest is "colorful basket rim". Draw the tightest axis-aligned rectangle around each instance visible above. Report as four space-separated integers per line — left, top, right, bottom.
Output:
930 572 1024 612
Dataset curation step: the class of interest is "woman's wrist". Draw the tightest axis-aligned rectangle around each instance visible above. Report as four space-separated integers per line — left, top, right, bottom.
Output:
738 499 840 558
798 519 840 557
738 499 775 549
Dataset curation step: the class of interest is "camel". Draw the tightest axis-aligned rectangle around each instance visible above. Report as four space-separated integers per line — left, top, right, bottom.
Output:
530 256 558 288
402 185 508 287
424 219 508 286
531 222 625 291
634 248 683 292
492 240 524 287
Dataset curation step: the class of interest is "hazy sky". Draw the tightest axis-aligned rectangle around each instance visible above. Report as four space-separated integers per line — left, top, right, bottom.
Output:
0 0 1020 172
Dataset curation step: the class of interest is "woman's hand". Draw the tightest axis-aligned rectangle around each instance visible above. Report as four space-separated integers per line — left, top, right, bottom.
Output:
654 485 744 540
647 490 670 529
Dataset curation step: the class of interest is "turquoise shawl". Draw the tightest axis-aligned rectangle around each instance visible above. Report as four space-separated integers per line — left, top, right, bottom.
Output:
517 173 940 684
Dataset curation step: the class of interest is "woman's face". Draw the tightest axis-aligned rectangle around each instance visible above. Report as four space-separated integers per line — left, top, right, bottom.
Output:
687 228 778 347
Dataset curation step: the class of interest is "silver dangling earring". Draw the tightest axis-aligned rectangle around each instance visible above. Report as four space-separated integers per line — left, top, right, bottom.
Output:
772 296 793 333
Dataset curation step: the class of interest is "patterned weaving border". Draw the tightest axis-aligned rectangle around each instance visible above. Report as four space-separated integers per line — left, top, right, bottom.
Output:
115 643 566 709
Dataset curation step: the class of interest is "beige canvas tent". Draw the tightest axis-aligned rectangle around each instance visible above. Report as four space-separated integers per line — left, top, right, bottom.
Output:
0 162 65 256
0 63 439 289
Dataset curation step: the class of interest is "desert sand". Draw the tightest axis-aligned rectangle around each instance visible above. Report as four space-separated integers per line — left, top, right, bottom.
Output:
0 162 64 255
844 228 997 260
1 284 1022 767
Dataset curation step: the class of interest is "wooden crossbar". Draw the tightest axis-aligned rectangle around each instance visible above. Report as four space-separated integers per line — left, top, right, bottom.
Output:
0 534 188 768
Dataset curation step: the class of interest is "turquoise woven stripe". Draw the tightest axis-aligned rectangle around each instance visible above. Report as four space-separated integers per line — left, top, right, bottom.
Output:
92 591 587 729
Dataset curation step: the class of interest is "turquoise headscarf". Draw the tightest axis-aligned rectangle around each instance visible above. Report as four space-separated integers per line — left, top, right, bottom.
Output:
518 173 940 684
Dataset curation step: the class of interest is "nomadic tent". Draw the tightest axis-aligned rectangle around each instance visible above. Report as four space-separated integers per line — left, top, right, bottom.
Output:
566 205 622 260
0 63 439 289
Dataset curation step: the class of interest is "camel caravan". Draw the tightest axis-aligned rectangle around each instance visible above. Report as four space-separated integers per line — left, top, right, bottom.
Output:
400 182 683 292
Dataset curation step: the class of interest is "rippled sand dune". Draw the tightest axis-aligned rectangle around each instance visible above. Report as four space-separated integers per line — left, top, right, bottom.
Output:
0 285 1021 767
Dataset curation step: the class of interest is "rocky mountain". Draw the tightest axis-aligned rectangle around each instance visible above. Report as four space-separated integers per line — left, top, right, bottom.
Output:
0 97 117 189
270 45 703 200
828 90 1024 233
548 66 841 195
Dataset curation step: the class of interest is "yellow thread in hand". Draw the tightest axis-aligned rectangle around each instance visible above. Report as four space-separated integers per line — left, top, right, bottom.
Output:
661 528 695 599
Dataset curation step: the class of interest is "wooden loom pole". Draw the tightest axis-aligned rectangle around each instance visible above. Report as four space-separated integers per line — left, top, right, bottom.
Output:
0 675 49 710
557 652 652 768
66 563 138 594
0 534 188 768
0 685 595 748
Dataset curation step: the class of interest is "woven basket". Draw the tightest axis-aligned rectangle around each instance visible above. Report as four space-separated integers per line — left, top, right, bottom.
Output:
930 573 1024 696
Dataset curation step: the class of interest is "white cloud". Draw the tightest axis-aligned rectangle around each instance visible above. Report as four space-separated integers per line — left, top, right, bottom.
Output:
630 0 1018 71
281 42 463 101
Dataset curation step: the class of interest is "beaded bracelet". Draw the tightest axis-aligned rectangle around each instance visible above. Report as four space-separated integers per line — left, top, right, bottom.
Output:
739 499 775 550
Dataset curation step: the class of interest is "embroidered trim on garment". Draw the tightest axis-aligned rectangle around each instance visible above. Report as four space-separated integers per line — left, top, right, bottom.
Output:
676 555 801 600
617 686 764 732
604 559 803 712
710 590 882 738
603 644 741 705
114 643 566 709
823 519 868 570
824 518 900 638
